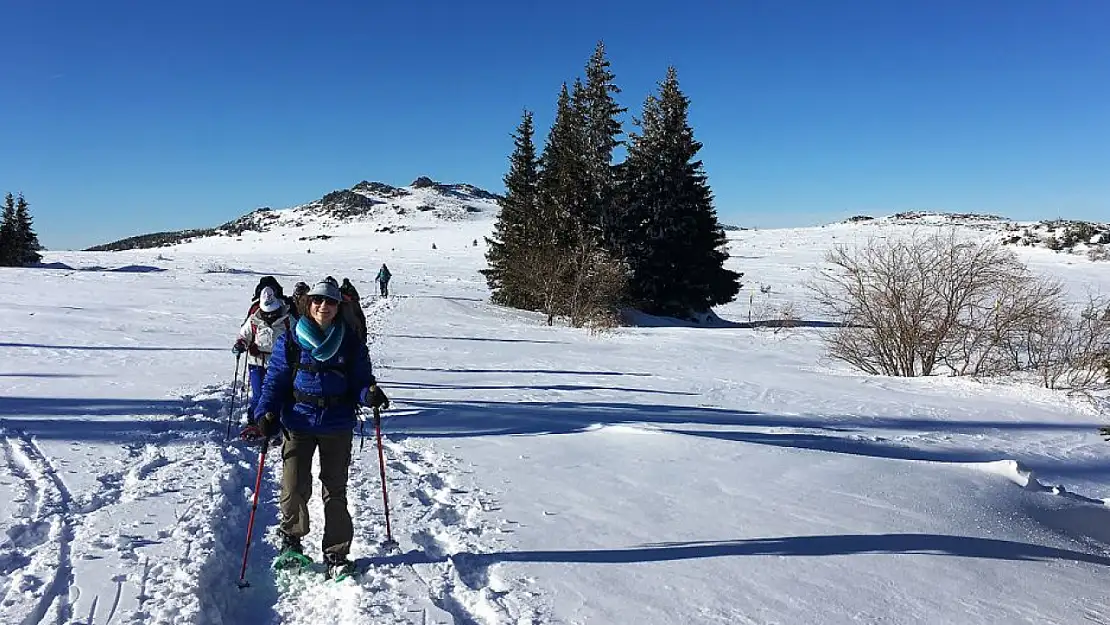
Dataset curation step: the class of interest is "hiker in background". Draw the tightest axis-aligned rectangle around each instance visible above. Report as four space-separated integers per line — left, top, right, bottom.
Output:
250 276 297 316
291 281 310 320
234 286 293 423
375 264 391 297
247 277 390 580
340 278 368 343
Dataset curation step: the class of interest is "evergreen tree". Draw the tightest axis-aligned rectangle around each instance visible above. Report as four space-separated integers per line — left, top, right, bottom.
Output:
615 67 741 317
13 194 42 266
538 82 591 248
0 193 16 267
573 41 625 239
483 109 540 308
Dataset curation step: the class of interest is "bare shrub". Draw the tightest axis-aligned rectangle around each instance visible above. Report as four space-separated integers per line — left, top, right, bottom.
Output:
514 244 570 326
1088 245 1110 262
813 230 1057 377
1026 298 1110 391
514 235 626 329
938 271 1063 377
761 300 802 336
565 246 626 331
200 261 232 273
747 292 802 334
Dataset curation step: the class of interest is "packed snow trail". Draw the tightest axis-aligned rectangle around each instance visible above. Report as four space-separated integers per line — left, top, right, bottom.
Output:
218 294 546 624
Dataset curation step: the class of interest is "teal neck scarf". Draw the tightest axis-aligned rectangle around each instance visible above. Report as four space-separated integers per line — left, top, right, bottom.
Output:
294 316 345 362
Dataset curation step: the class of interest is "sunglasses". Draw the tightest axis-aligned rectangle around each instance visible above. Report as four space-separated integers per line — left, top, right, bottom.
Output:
309 295 339 306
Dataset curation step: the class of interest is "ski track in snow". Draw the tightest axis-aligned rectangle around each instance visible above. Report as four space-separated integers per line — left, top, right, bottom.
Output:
0 430 76 625
0 379 261 625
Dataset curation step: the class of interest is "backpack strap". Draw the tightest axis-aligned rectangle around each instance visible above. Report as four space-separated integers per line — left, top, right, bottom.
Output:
285 330 357 407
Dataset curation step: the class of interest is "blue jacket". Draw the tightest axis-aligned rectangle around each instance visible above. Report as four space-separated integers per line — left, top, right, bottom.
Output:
254 322 375 433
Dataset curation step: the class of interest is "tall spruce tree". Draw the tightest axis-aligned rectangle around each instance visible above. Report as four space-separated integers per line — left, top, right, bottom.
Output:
615 67 741 317
0 193 16 267
13 194 42 266
573 41 625 239
538 82 591 248
483 110 540 308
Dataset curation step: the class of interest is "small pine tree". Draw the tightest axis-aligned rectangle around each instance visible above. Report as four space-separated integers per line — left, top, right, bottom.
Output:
615 67 741 317
0 193 16 266
13 194 42 266
483 109 541 309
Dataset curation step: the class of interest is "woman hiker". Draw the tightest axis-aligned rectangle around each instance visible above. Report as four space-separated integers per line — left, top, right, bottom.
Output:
243 277 390 579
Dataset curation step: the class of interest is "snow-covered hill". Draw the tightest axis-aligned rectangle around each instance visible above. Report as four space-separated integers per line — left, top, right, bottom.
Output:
835 211 1110 259
4 215 1110 624
87 177 501 252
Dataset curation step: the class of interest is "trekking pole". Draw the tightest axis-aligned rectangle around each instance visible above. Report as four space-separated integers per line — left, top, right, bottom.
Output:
237 437 271 589
359 412 366 453
372 406 399 550
226 354 242 441
240 361 250 425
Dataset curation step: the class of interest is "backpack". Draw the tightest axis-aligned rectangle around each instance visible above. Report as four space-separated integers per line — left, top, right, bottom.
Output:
339 279 368 343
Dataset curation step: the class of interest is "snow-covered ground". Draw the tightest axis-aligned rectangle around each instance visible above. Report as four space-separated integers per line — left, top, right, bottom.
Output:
3 214 1110 624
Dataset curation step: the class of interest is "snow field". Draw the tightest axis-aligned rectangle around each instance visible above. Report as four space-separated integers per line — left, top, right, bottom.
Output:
1 214 1110 623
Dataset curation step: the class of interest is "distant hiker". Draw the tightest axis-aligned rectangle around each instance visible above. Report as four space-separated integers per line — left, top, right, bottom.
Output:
233 286 293 423
245 277 390 580
291 281 310 319
375 264 391 297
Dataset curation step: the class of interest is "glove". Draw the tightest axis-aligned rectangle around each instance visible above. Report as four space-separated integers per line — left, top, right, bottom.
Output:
1099 426 1110 441
232 339 247 355
362 384 389 410
238 423 263 442
259 412 281 438
239 413 280 443
247 343 262 358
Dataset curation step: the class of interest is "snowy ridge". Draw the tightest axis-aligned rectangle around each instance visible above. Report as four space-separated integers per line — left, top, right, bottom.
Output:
835 211 1110 257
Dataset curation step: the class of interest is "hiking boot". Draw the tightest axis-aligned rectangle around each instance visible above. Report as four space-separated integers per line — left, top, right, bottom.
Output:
325 553 356 580
280 532 303 554
273 532 310 571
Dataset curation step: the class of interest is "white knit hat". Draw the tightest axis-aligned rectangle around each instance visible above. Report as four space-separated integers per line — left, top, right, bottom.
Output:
259 286 281 313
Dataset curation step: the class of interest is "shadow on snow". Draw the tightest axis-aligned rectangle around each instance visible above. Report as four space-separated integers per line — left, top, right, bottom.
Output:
381 365 651 377
385 380 694 396
383 398 1110 481
0 342 224 352
373 532 1110 587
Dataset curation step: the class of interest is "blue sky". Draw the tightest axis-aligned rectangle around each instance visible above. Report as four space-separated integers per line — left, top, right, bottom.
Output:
1 0 1107 250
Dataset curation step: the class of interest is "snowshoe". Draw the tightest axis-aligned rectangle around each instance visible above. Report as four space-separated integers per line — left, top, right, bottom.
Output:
272 533 311 571
325 555 357 581
273 549 312 571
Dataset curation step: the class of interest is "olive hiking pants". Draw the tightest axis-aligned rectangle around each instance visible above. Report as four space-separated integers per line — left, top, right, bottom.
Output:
279 429 354 558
